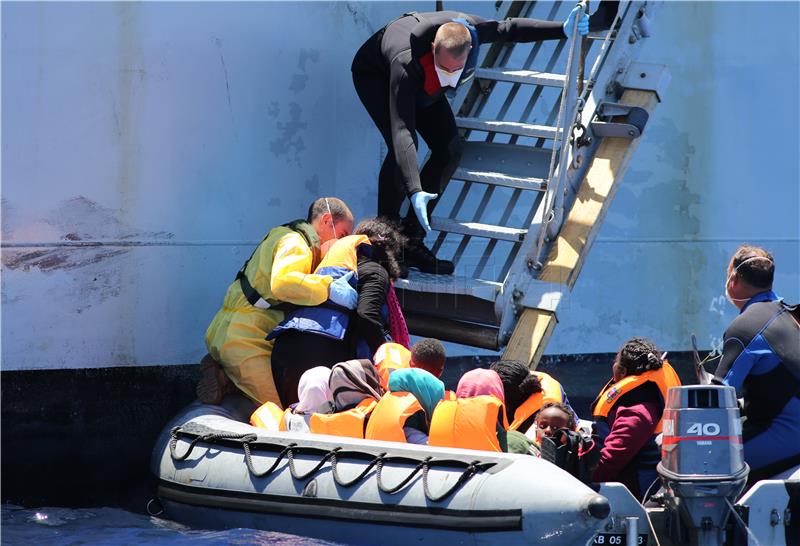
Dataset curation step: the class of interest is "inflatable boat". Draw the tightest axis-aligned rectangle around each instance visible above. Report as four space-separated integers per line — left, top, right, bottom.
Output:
151 394 614 546
152 386 799 546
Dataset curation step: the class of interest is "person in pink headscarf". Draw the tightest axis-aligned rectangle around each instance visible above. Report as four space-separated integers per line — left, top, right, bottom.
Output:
456 369 534 455
456 368 506 400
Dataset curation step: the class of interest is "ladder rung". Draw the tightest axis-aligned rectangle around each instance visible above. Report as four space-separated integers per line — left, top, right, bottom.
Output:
475 68 567 87
459 141 552 187
452 168 546 191
587 30 615 40
430 217 527 242
395 272 501 301
456 117 557 139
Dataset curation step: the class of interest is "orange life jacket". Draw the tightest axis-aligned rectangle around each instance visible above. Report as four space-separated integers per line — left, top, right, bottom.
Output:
508 371 565 431
250 401 289 432
374 342 411 390
268 234 371 341
364 392 423 443
592 360 682 433
309 398 377 439
429 395 509 452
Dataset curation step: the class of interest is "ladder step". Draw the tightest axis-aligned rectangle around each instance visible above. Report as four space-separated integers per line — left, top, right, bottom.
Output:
475 68 567 87
430 217 527 242
456 117 557 139
395 272 501 301
459 141 552 188
452 167 546 191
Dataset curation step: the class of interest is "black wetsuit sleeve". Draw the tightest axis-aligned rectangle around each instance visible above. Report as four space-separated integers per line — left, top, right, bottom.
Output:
388 59 423 195
713 327 748 391
354 260 390 354
475 17 566 43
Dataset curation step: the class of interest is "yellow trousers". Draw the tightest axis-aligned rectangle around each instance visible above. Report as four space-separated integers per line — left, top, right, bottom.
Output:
206 305 282 406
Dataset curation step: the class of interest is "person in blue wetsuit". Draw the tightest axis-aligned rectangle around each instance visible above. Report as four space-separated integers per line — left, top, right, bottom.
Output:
713 245 800 482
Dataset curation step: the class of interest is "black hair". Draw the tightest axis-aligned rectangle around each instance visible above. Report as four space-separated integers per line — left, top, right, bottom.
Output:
489 360 542 417
536 401 577 430
410 338 446 370
307 197 351 223
618 337 663 376
731 244 774 289
354 217 407 280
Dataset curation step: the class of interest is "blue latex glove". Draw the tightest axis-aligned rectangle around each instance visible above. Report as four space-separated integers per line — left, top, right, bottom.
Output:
329 271 358 310
410 191 438 233
563 5 590 36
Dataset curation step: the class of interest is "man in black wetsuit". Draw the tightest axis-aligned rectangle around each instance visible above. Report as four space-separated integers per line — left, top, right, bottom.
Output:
713 244 800 482
351 5 615 274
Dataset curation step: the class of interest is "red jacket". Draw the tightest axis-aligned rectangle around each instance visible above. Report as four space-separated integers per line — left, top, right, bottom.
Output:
592 383 663 496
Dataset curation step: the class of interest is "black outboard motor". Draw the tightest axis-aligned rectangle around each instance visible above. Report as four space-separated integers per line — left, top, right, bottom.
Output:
657 385 749 546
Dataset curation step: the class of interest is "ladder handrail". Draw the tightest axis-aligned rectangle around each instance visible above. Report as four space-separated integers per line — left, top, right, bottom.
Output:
530 0 632 270
533 0 588 270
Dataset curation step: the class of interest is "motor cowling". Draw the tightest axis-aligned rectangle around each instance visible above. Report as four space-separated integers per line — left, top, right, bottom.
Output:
657 385 749 546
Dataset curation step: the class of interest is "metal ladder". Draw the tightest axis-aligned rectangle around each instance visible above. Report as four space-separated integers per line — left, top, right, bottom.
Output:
394 0 670 363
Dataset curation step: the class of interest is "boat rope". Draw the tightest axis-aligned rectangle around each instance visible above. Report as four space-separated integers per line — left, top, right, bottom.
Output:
329 451 387 487
169 424 492 502
422 460 481 502
375 456 430 494
287 446 342 481
243 441 297 478
169 426 257 461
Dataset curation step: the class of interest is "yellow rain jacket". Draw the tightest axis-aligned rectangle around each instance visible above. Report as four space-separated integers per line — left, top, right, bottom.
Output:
205 220 332 405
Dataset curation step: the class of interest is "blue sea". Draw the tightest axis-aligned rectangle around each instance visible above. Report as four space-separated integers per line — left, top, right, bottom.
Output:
1 505 340 546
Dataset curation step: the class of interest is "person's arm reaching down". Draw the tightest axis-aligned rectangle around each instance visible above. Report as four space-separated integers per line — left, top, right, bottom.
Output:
388 61 423 196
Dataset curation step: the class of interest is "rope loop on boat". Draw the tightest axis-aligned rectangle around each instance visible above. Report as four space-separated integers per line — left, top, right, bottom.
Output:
243 441 297 478
376 456 431 494
169 426 257 462
423 459 481 502
330 452 387 488
169 425 490 501
287 446 342 481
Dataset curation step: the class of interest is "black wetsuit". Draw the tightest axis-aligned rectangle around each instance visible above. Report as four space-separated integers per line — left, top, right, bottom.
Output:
713 291 800 479
351 11 565 233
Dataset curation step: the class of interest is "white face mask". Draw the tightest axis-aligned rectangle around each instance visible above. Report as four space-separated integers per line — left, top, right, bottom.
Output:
433 51 464 88
325 198 338 240
724 256 773 305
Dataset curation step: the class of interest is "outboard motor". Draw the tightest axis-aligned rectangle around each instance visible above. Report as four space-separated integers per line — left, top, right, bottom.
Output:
657 385 749 546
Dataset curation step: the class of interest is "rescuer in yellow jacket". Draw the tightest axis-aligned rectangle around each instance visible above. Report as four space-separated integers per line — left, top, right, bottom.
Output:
203 198 355 406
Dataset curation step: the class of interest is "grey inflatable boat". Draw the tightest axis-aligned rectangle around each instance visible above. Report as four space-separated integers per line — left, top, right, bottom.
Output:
151 394 614 545
153 386 800 546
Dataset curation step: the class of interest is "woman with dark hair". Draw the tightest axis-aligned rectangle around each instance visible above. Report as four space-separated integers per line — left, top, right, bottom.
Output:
268 218 408 407
591 337 681 499
490 360 570 433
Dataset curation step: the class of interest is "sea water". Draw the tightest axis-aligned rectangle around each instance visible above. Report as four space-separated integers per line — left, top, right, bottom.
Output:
1 504 341 546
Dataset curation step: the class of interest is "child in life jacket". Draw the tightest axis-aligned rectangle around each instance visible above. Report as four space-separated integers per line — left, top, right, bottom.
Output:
374 338 447 390
535 401 599 483
410 338 446 378
534 402 577 447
